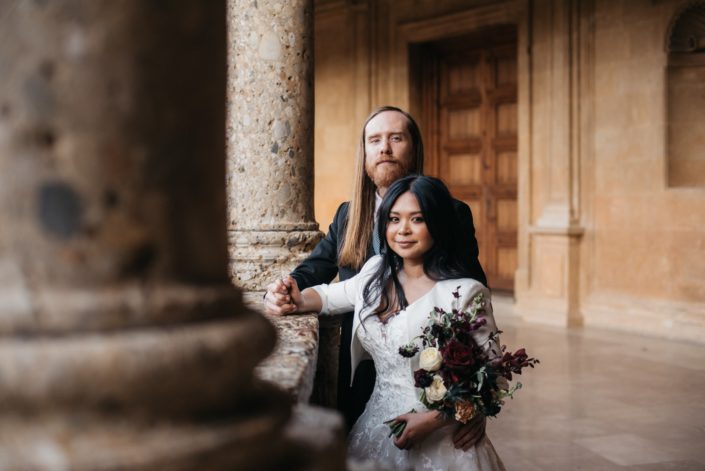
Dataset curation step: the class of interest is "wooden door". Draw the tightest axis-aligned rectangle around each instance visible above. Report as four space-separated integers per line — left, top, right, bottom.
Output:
419 28 518 291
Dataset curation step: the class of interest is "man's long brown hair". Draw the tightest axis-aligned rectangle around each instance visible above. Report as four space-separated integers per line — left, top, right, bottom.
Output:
338 106 425 270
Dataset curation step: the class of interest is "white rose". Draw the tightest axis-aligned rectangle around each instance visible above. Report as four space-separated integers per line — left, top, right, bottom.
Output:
419 347 443 371
425 375 447 403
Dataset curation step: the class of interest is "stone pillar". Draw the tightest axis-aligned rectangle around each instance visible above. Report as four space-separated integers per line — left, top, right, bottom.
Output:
515 0 590 327
226 0 322 295
0 2 343 469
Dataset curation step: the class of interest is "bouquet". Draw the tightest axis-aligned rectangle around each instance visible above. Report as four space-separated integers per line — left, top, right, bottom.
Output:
385 287 539 438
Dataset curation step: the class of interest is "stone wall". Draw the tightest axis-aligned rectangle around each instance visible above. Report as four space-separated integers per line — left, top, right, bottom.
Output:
313 2 366 230
313 0 705 344
580 0 705 341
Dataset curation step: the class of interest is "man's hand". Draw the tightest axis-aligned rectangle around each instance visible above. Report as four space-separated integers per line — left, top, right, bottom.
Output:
452 414 486 450
263 276 298 315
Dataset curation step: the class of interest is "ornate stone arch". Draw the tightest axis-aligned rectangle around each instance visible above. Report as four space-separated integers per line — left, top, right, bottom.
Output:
666 1 705 53
666 1 705 187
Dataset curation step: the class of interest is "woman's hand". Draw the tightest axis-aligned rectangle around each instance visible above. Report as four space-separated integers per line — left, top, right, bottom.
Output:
393 411 451 450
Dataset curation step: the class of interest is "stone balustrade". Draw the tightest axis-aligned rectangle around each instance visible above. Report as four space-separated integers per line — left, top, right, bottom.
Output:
252 307 342 410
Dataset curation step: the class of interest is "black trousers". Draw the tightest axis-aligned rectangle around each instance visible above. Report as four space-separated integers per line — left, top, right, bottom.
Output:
338 312 376 432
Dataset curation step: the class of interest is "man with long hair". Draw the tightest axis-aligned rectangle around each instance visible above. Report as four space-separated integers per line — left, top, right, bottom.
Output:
264 106 487 449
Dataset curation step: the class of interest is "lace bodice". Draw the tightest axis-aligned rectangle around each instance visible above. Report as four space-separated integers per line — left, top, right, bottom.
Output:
358 313 417 407
347 313 421 463
343 280 506 471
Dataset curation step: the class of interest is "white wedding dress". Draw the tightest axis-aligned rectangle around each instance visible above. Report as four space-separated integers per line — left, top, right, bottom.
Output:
312 257 506 471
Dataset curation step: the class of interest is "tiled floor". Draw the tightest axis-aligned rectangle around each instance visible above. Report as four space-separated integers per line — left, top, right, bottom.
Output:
487 297 705 470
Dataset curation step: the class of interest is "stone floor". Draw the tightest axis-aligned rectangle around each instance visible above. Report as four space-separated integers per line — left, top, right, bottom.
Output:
487 296 705 470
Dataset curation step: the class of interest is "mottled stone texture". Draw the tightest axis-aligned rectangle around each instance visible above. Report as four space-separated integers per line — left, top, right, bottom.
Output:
0 2 344 469
226 0 322 291
0 0 232 330
257 313 320 402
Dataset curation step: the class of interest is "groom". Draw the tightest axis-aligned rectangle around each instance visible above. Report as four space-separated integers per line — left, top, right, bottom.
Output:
264 106 487 449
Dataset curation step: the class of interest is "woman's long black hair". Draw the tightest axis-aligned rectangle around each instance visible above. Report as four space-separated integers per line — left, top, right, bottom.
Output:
362 175 476 319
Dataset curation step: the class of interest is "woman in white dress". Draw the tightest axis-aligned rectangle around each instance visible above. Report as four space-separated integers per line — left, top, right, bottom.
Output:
279 175 506 471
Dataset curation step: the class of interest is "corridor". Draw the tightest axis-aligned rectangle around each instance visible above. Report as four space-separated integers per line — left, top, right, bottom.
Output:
488 297 705 470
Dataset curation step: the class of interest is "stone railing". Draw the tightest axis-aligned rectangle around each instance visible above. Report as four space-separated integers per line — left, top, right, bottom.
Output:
257 314 321 402
251 296 342 410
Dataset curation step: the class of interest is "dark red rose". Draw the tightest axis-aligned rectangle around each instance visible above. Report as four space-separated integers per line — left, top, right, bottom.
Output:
414 369 433 388
442 369 461 385
440 340 477 373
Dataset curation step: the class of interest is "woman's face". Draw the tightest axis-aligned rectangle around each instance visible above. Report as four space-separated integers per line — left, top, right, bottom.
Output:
386 191 434 264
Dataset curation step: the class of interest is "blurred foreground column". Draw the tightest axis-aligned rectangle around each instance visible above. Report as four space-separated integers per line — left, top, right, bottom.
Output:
226 0 322 296
0 1 342 469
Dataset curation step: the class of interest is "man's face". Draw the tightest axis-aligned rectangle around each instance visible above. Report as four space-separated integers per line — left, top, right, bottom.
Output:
364 111 414 191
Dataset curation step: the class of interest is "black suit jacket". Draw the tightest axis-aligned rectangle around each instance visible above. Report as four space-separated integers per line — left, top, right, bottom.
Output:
290 198 486 430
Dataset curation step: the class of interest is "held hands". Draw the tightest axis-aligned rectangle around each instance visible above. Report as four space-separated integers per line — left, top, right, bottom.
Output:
263 276 302 315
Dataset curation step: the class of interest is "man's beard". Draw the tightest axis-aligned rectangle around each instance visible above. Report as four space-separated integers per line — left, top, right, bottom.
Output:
366 161 410 189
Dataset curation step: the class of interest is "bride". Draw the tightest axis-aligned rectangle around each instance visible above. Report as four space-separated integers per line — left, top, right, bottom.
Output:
279 175 506 470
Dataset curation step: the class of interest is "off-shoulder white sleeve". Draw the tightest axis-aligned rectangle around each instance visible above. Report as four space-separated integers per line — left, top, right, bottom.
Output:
311 256 382 316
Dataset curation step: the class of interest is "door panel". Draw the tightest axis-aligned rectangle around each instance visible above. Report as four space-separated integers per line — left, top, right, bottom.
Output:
447 108 481 138
420 27 518 291
447 153 482 185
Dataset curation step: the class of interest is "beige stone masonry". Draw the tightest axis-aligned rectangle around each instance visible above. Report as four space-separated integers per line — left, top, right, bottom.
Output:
312 0 705 344
227 0 323 293
514 0 587 328
226 0 342 415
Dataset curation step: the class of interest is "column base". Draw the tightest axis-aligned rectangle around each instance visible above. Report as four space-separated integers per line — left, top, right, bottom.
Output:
0 282 245 335
228 229 323 291
0 312 276 417
0 386 300 471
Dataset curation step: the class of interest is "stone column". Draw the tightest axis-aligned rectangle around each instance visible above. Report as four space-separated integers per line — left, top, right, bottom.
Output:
226 0 322 295
0 2 343 469
515 0 590 327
